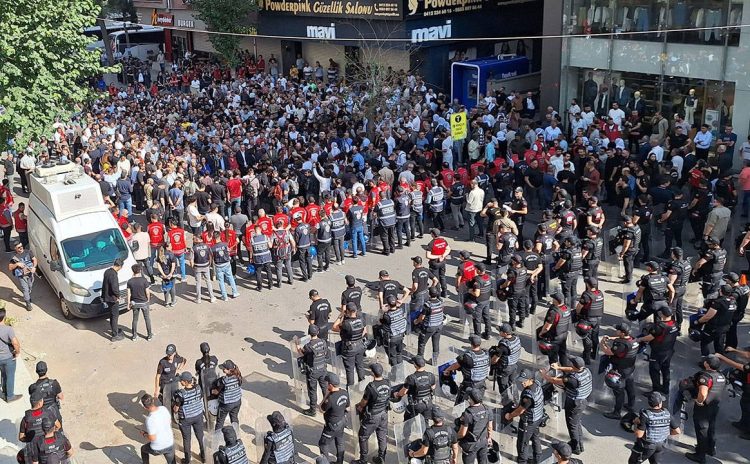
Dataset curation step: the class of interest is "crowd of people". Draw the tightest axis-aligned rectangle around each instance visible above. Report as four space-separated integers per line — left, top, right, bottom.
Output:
0 47 749 464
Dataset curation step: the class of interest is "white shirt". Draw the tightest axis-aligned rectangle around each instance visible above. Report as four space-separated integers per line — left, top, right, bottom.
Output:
581 111 595 128
671 154 683 178
649 145 665 162
741 141 750 161
544 126 562 142
608 108 626 128
146 406 174 451
465 187 485 213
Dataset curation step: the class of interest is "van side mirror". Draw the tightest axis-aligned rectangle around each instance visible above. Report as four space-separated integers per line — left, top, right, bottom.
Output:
49 261 61 272
130 241 140 252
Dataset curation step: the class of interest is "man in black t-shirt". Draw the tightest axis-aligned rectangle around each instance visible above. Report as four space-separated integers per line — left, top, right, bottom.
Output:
103 257 124 341
127 263 154 341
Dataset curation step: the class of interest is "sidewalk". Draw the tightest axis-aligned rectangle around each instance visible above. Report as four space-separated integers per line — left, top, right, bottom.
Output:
0 355 34 463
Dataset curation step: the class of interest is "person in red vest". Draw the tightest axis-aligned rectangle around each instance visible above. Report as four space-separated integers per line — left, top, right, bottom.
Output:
272 206 290 230
221 227 239 276
289 199 307 229
117 210 133 241
167 218 188 281
0 196 13 252
305 196 322 229
256 209 274 237
147 214 166 272
13 202 28 248
426 228 451 297
455 250 477 304
0 179 14 208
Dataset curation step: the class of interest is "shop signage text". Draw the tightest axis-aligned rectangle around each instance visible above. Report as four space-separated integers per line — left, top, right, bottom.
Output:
407 0 483 17
261 0 402 19
151 11 174 26
176 19 195 28
306 23 336 39
411 20 451 43
451 112 467 140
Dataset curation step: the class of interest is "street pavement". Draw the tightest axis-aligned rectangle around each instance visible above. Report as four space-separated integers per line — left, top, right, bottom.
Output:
1 216 749 464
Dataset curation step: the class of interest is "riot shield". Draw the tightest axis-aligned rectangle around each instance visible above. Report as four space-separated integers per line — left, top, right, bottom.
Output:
289 335 311 409
347 387 386 461
433 358 459 412
490 404 516 464
327 340 346 381
390 414 427 462
199 365 219 452
458 287 472 339
590 357 615 410
254 408 296 463
205 422 240 464
540 374 564 435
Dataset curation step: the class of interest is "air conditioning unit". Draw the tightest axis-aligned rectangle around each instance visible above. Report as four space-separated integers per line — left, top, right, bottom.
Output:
34 162 78 178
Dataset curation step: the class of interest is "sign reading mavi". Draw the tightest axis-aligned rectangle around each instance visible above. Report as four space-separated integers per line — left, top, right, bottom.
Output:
411 20 451 43
307 23 336 39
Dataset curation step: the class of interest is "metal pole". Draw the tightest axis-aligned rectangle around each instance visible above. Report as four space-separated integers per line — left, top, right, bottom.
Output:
718 18 730 130
658 26 668 113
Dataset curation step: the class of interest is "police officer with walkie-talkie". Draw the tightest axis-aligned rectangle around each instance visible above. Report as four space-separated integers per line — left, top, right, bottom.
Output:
553 236 583 310
333 302 367 388
298 325 329 417
415 286 444 365
601 324 639 420
444 335 490 406
396 355 436 422
692 237 727 299
353 363 391 464
490 323 522 400
504 369 544 464
628 391 680 464
575 278 605 366
380 295 407 376
636 305 678 396
632 261 673 322
408 407 459 464
172 371 206 464
685 355 726 463
665 247 691 332
581 226 603 281
28 361 63 424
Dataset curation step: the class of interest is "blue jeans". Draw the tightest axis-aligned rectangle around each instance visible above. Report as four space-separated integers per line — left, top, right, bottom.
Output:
0 357 17 399
174 252 186 280
215 263 238 299
118 198 132 216
467 211 484 240
228 198 241 217
743 190 750 216
351 226 366 256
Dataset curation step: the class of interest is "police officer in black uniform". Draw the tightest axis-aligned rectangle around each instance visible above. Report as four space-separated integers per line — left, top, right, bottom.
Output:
294 220 314 281
376 270 409 310
319 373 350 464
632 261 673 322
685 355 726 463
444 335 490 406
468 264 493 339
502 254 529 328
410 256 437 315
340 275 363 313
333 302 367 387
658 188 687 254
172 371 206 464
692 237 726 299
601 324 639 419
28 361 63 424
490 323 522 400
538 291 572 367
540 356 592 455
395 186 412 248
308 290 332 341
695 284 736 356
665 247 691 332
632 194 654 263
26 417 72 464
457 389 493 464
715 346 750 439
724 272 750 349
427 178 446 231
504 370 544 464
19 390 60 454
496 224 519 275
628 391 680 464
636 305 678 396
617 216 641 284
213 425 249 464
353 363 390 464
553 237 583 310
380 295 407 378
551 441 583 464
154 343 186 421
581 226 603 281
533 223 557 299
575 278 605 365
375 191 397 255
520 240 544 315
408 407 459 464
396 355 436 422
194 342 218 414
298 324 329 417
415 286 444 365
260 411 296 464
212 359 243 430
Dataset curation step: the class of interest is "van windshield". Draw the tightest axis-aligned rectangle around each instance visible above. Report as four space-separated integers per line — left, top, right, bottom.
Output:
61 229 128 272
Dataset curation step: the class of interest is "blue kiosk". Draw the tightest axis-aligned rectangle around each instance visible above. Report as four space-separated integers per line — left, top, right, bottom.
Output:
451 56 533 109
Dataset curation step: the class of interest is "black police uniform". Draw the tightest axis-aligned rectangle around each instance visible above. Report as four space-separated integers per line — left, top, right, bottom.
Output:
214 438 249 464
421 421 458 464
666 258 691 329
357 378 391 461
157 354 185 418
395 193 412 247
294 223 314 281
558 245 583 309
260 424 296 464
533 231 556 298
27 431 72 464
663 196 687 250
506 266 529 327
563 368 593 453
378 279 404 307
404 369 436 421
581 235 603 281
692 370 726 460
341 285 363 312
638 272 669 321
497 232 518 272
319 388 350 464
619 225 641 283
302 337 329 408
173 382 206 461
455 349 490 405
633 203 653 262
28 377 62 423
381 304 408 368
471 273 493 337
701 294 735 356
700 248 727 298
491 336 521 395
628 407 677 464
308 298 332 341
521 250 543 313
411 266 435 313
214 373 242 430
195 354 219 422
459 402 491 464
578 289 604 364
735 362 750 432
610 337 639 414
543 303 572 366
376 198 397 254
517 381 544 464
340 316 367 386
644 320 678 395
727 284 750 349
417 297 444 361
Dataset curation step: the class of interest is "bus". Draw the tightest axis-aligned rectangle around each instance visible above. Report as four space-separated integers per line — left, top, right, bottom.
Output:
86 26 164 62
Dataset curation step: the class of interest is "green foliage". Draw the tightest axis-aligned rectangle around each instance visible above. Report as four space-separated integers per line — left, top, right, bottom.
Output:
0 0 112 151
101 0 138 22
192 0 258 66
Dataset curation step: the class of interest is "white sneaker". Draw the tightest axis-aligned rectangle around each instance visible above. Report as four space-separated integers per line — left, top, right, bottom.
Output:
210 298 216 303
232 293 240 298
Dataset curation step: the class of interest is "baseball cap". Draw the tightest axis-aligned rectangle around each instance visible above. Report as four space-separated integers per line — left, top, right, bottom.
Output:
551 292 565 303
326 372 340 386
379 270 389 277
514 186 524 193
724 272 740 283
267 410 286 428
200 342 211 354
469 334 482 346
614 323 631 334
219 359 237 370
30 389 45 404
166 344 177 355
411 256 422 264
517 369 534 382
370 363 384 377
646 391 664 407
475 263 485 273
568 356 585 369
656 303 673 317
459 250 471 259
308 289 319 297
429 228 441 236
345 275 356 286
468 388 484 403
585 277 598 287
345 302 358 312
35 361 48 375
413 355 426 367
498 323 513 334
511 254 523 263
552 441 572 459
644 260 659 270
179 371 193 382
308 324 320 336
703 355 721 370
432 407 445 421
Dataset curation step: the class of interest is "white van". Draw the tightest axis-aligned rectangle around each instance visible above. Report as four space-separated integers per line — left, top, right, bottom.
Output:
28 163 136 319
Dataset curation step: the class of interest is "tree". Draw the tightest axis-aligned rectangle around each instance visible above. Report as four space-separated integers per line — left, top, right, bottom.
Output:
0 0 110 151
191 0 258 66
100 0 137 23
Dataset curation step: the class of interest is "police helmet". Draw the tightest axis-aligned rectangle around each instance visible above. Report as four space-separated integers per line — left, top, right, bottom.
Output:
620 412 638 433
625 307 641 321
605 370 623 389
575 320 593 337
688 328 703 342
537 339 555 354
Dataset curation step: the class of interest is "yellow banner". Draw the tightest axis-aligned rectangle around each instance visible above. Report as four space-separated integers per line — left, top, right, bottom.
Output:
451 112 467 140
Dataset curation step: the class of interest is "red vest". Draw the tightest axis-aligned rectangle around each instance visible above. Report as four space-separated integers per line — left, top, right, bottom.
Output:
431 237 448 256
147 222 166 247
257 216 274 236
290 207 307 228
0 206 11 228
117 216 131 239
13 210 27 232
273 213 290 229
221 229 238 255
168 228 187 255
461 261 477 282
306 204 321 227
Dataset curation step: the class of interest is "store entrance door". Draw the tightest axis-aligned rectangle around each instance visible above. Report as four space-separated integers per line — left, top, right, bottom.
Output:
281 40 302 75
344 46 361 83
